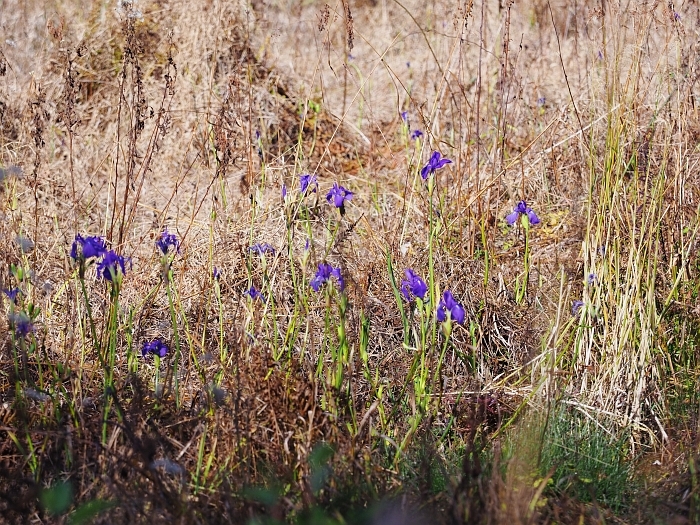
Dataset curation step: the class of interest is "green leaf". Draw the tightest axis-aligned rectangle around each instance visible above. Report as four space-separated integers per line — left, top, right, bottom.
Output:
309 443 334 494
68 499 116 525
40 481 73 516
242 486 279 508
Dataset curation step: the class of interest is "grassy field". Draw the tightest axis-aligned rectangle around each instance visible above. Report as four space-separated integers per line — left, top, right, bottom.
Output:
1 0 699 523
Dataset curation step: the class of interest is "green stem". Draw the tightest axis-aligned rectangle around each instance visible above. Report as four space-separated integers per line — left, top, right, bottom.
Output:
165 267 181 408
102 282 120 445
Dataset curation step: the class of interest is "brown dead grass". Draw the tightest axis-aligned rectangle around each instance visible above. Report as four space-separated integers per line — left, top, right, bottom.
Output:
1 0 700 522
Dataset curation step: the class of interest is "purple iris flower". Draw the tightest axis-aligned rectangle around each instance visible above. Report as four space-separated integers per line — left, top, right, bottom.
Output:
142 339 169 358
249 243 275 255
97 250 130 281
4 288 20 302
410 130 423 140
282 184 287 199
16 236 34 253
156 228 179 255
401 269 428 302
245 286 265 302
587 273 598 285
8 311 34 338
401 111 409 123
300 174 318 194
505 201 540 226
326 182 353 208
70 234 107 260
420 151 452 180
572 300 584 316
310 263 345 292
213 267 221 280
437 290 466 325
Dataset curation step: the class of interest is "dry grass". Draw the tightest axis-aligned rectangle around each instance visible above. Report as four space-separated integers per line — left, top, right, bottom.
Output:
1 0 700 523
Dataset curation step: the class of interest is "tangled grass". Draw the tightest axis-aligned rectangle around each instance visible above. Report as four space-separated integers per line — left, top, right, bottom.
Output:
1 0 699 523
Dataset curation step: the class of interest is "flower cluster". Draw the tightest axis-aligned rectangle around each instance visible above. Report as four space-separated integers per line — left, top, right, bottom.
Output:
401 269 428 302
420 151 452 180
156 228 180 255
71 234 107 260
310 263 345 292
506 201 540 226
71 234 130 282
142 339 169 358
437 291 465 325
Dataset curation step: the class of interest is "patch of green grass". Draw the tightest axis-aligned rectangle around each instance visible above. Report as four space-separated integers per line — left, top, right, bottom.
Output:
539 405 634 512
661 304 700 434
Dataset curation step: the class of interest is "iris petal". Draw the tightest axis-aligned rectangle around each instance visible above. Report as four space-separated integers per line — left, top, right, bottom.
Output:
434 158 452 170
451 304 466 325
505 211 519 225
526 209 540 225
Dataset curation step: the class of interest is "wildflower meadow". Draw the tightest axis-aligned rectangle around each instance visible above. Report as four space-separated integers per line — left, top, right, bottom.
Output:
1 0 699 523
